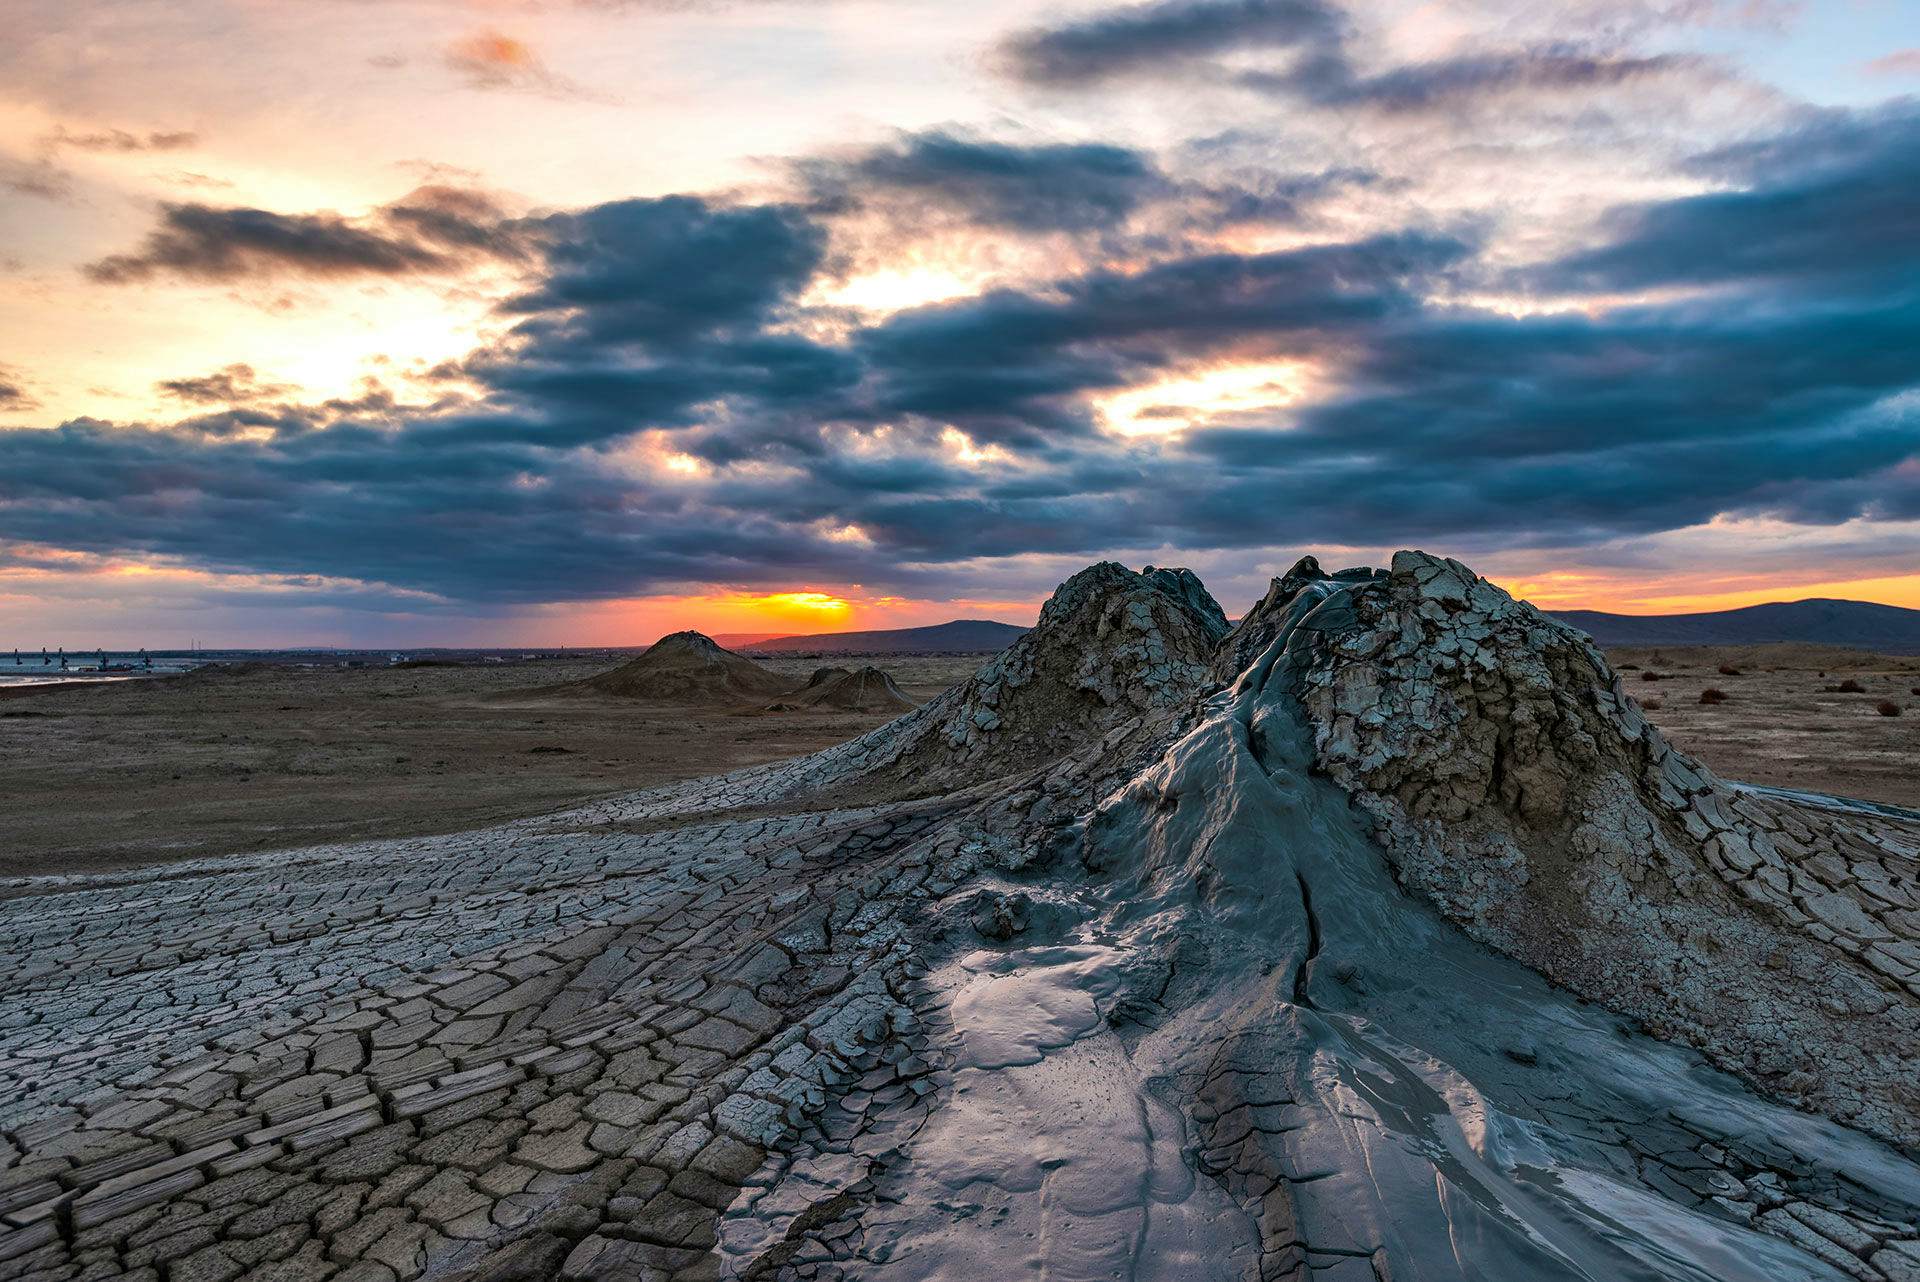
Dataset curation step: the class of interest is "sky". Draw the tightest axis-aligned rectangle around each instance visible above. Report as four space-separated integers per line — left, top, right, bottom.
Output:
1 0 1917 646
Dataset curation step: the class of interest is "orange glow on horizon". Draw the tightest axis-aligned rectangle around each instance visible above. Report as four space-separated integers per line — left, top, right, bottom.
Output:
1506 570 1920 615
731 590 852 620
14 544 1920 649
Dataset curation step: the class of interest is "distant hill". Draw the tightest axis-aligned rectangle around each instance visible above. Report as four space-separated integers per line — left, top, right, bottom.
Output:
707 632 784 650
743 619 1028 655
1550 599 1920 655
583 631 792 701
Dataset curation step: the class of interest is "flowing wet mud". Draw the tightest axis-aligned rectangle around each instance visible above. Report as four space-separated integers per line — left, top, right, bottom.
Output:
3 554 1917 1281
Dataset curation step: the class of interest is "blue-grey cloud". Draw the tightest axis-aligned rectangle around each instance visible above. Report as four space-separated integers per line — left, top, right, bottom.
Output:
999 0 1704 114
457 195 855 449
1545 101 1920 295
998 0 1345 87
799 130 1378 243
847 231 1469 443
800 132 1169 232
4 104 1918 607
1250 44 1698 113
504 196 824 344
156 364 295 406
85 186 528 284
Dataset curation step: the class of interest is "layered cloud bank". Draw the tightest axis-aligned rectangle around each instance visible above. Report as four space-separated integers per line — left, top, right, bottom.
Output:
1 0 1917 640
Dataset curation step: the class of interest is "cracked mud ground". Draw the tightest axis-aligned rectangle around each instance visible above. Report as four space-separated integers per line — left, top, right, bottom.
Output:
5 554 1920 1281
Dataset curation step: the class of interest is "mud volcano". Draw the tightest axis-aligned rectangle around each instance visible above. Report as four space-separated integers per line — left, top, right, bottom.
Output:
782 666 917 714
3 554 1919 1282
583 630 793 701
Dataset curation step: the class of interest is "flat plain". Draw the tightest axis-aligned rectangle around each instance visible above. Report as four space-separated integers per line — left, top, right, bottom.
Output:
1604 643 1920 808
1 641 1915 883
0 655 979 879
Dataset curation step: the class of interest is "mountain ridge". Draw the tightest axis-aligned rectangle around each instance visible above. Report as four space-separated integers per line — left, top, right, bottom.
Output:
740 618 1028 654
1550 596 1920 653
725 596 1920 657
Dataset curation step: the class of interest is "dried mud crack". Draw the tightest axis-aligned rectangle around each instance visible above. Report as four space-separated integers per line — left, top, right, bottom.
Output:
4 554 1919 1281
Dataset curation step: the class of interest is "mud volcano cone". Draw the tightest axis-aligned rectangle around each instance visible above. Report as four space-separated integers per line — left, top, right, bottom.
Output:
585 631 793 701
789 665 917 713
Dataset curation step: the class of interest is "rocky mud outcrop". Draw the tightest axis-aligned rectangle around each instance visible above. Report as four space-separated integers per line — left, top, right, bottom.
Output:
887 560 1227 785
3 554 1918 1282
1277 551 1920 1146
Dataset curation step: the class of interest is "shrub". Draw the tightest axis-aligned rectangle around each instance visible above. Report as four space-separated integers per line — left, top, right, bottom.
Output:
1911 687 1920 696
1640 698 1663 711
1825 679 1867 693
1717 663 1742 676
1699 688 1729 705
1641 670 1663 682
1877 701 1902 717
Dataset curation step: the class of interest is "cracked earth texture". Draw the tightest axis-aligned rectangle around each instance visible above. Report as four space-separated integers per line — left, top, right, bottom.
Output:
4 553 1919 1282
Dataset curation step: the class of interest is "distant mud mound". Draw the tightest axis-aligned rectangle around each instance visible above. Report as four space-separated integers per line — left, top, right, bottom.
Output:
784 666 916 714
177 661 279 681
584 631 793 702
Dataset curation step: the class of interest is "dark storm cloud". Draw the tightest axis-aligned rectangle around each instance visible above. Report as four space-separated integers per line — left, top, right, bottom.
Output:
797 129 1372 255
800 132 1171 232
458 195 855 447
1545 101 1920 295
999 0 1703 113
505 196 825 344
85 187 528 284
6 104 1919 604
1250 45 1698 114
998 0 1345 86
850 232 1470 440
0 411 951 603
1164 300 1920 548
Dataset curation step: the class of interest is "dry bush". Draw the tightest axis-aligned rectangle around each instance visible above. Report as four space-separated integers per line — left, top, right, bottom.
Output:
1641 670 1664 682
1825 679 1867 693
1877 701 1903 717
1700 688 1729 705
1717 664 1742 676
1640 697 1663 711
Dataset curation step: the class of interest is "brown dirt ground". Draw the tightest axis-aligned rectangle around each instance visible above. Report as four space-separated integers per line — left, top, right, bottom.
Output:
0 654 979 878
1607 644 1920 810
4 642 1915 880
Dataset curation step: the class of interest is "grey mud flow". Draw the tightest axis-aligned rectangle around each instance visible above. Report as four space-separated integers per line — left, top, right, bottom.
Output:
3 553 1918 1282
